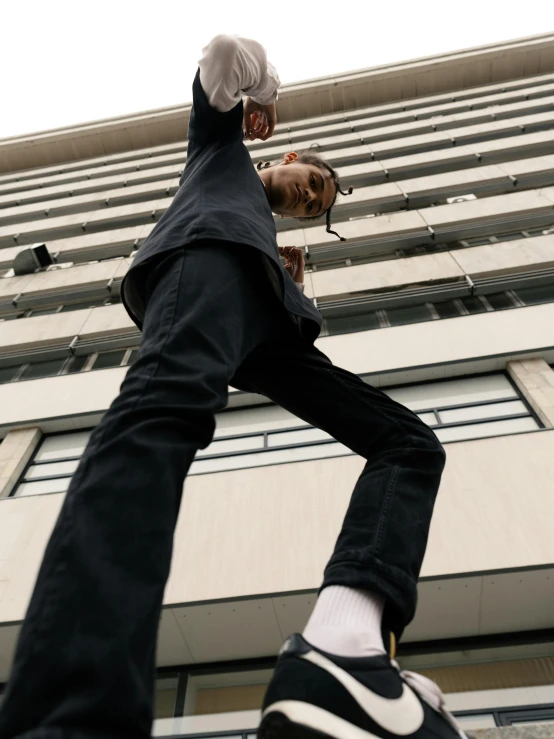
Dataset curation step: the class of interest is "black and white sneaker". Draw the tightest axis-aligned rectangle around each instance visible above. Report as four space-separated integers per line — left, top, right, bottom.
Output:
258 634 469 739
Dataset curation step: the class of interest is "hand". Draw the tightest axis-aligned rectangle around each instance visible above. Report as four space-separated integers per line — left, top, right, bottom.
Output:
243 97 276 141
278 246 304 283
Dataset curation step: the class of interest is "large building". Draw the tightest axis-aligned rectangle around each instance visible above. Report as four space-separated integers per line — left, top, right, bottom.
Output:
1 32 554 738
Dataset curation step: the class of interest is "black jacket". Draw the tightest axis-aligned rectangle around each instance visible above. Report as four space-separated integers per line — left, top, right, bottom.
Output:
121 69 322 342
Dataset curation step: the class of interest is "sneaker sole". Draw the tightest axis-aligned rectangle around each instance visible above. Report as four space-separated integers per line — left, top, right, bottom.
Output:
259 701 383 739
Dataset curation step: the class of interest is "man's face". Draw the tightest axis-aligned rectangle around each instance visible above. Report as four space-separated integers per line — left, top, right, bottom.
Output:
261 159 336 218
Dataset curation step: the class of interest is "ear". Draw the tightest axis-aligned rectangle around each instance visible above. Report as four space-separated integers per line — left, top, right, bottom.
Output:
282 151 299 165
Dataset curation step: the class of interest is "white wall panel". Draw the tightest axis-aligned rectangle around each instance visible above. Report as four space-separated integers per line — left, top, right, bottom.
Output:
312 252 464 300
0 429 552 624
0 309 92 353
319 302 554 379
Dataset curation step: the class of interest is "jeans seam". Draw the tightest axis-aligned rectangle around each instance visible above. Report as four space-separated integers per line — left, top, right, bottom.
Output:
24 255 185 654
373 463 399 555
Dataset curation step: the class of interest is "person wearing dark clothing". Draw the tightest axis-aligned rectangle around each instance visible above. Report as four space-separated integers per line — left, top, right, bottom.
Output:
0 35 466 739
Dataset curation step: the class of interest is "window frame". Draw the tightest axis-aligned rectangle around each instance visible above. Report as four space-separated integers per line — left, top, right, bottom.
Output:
7 371 543 497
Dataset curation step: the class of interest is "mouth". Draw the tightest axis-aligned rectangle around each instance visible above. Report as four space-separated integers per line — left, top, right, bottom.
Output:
294 184 301 208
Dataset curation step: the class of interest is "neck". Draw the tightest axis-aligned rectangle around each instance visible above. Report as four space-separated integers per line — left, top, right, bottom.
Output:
258 170 271 204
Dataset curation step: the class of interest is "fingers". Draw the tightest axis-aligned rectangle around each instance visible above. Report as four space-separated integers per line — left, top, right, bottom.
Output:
244 111 274 141
261 118 276 141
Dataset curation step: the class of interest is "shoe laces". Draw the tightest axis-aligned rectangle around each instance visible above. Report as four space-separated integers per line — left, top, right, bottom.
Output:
391 660 468 739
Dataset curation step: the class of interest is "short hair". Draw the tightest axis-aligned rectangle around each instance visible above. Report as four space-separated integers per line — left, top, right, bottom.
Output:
256 150 353 240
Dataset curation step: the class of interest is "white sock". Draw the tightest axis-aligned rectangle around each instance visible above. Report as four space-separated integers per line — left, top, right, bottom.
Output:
302 585 386 658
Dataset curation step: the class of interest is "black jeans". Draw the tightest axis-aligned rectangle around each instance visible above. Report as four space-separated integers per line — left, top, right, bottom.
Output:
0 243 446 739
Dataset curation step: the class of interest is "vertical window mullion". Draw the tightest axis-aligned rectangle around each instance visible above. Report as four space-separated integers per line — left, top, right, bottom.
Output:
427 302 441 320
13 363 28 381
173 668 188 718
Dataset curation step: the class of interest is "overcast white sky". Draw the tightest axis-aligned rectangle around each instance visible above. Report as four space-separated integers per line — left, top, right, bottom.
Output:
1 0 552 139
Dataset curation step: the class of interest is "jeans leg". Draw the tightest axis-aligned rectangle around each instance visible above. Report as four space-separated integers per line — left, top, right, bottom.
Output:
234 331 447 642
0 245 275 739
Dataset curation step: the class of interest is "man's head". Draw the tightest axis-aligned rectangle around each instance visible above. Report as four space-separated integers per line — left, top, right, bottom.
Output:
257 150 353 240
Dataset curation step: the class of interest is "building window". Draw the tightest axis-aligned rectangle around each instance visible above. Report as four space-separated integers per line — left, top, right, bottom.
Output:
0 294 121 323
155 672 180 720
13 430 92 497
0 346 137 385
10 372 541 497
324 284 553 337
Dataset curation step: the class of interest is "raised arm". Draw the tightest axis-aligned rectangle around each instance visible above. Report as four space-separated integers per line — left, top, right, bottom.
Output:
198 34 280 113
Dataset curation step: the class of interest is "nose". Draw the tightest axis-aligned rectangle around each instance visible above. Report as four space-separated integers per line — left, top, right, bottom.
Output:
303 186 315 205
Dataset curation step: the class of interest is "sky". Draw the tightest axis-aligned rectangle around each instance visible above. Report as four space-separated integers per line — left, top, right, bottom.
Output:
1 0 552 139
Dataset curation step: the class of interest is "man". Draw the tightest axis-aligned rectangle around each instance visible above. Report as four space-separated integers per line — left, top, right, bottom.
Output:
0 35 466 739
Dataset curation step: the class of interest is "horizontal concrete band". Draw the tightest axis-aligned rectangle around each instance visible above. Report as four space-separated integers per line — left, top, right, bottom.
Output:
1 183 554 260
2 97 554 198
3 153 554 235
0 303 553 429
2 232 554 317
2 82 554 193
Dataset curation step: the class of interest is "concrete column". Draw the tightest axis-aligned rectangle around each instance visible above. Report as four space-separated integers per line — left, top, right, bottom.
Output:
0 428 42 498
507 358 554 428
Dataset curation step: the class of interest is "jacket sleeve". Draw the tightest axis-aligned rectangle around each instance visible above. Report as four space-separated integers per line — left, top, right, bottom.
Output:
199 35 280 112
187 35 280 147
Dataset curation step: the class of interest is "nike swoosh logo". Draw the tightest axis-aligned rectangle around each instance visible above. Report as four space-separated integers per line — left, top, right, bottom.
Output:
301 650 424 736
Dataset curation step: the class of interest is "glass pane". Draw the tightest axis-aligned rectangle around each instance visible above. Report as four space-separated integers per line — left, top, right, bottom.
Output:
128 349 139 364
527 225 554 235
92 350 126 370
455 714 497 729
464 237 491 246
433 300 461 319
440 400 528 424
386 303 432 327
326 311 381 335
385 374 517 411
196 435 265 457
154 674 178 719
417 411 437 426
60 301 101 312
20 358 66 380
483 291 515 310
517 284 554 305
189 441 352 475
186 668 273 716
215 405 303 436
268 427 332 447
459 296 487 314
66 355 89 374
35 431 93 461
15 477 71 496
25 460 79 480
0 365 19 384
511 720 554 726
29 307 60 316
436 416 539 443
498 231 525 241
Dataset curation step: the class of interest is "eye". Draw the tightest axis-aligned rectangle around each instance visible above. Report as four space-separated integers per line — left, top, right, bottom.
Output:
311 175 316 187
307 202 313 214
